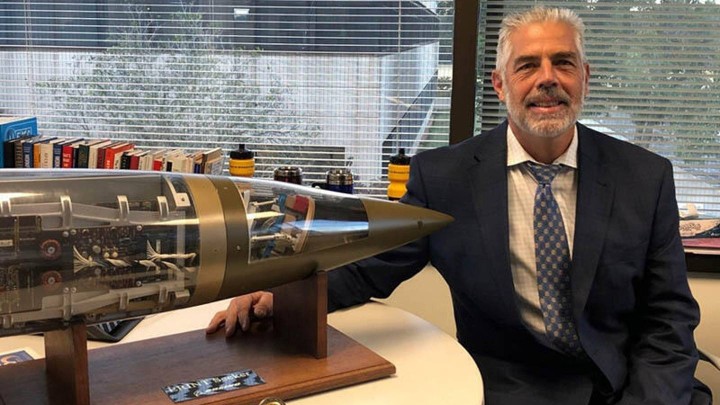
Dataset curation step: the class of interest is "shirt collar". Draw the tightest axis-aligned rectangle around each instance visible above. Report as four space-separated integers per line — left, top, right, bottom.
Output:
506 125 579 169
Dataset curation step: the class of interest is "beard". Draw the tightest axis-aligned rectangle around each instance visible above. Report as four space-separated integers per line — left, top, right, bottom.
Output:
505 85 584 139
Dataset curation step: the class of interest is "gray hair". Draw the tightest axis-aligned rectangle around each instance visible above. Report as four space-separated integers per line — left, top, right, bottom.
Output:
495 6 587 73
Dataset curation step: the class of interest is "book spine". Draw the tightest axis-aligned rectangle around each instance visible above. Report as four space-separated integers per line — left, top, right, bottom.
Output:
129 154 141 170
76 144 90 168
112 144 134 169
33 142 43 168
119 152 131 170
61 144 74 168
96 145 108 169
22 141 34 168
103 148 115 169
52 142 62 168
152 157 164 171
14 140 25 168
72 146 80 168
3 141 14 168
39 143 53 168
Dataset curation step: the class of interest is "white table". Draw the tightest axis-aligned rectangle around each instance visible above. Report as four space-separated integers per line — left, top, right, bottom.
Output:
0 300 483 404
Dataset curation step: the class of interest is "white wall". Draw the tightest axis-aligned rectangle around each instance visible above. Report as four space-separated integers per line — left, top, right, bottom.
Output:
378 265 455 336
689 273 720 397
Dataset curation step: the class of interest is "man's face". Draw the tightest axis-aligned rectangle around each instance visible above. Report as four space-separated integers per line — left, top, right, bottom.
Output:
492 21 589 140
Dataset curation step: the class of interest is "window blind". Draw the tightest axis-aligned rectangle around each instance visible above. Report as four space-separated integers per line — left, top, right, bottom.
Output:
0 0 454 196
477 1 720 215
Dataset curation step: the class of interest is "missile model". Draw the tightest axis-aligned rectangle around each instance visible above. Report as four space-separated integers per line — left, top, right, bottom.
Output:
0 169 452 337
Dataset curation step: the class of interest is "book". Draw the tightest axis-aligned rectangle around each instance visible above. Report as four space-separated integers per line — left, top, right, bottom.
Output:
96 140 121 169
0 347 39 366
163 149 180 172
128 150 147 170
59 138 84 168
12 136 28 168
3 134 33 168
76 139 108 168
104 142 134 169
119 149 145 170
165 149 193 173
21 136 53 168
33 136 57 168
138 149 156 171
51 137 78 168
119 150 131 170
0 117 37 167
120 150 143 170
51 138 65 168
86 139 112 169
191 150 203 173
200 147 224 175
37 138 63 168
137 151 150 171
150 149 168 171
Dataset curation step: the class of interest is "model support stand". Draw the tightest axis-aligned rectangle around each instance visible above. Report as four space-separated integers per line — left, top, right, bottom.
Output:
45 322 90 405
0 271 395 404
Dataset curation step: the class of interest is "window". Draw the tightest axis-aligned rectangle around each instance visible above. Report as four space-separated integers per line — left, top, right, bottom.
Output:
0 1 454 195
477 1 720 215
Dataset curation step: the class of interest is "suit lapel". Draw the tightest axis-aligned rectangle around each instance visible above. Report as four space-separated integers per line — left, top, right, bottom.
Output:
466 123 519 322
571 126 614 318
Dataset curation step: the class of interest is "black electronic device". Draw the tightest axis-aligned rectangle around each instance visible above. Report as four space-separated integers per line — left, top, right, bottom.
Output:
86 318 143 343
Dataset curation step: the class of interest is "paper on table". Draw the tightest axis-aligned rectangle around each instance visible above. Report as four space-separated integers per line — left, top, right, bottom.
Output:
0 347 40 366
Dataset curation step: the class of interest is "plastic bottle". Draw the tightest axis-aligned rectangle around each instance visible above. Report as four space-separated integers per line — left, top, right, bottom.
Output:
387 148 411 201
228 144 255 177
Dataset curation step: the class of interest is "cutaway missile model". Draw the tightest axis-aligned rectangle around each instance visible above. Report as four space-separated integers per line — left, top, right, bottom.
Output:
0 169 452 337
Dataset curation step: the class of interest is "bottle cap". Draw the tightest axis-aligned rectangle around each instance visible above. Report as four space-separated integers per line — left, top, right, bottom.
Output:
389 148 411 165
326 168 353 186
230 143 254 159
274 166 303 184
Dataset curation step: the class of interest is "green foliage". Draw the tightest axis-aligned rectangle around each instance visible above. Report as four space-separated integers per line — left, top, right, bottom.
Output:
580 1 720 173
35 2 318 153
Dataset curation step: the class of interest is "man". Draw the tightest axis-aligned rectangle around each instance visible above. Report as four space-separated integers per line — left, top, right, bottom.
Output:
207 7 709 404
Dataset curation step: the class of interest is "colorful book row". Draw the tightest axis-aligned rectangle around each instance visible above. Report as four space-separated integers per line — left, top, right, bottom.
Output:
2 135 225 175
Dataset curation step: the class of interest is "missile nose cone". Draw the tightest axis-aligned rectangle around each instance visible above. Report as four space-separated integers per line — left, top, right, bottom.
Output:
360 198 453 246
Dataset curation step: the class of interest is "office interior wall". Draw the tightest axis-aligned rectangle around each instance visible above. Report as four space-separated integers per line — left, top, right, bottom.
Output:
689 274 720 398
378 265 456 337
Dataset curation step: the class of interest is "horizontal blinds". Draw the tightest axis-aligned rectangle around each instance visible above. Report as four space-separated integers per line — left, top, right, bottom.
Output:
0 0 454 196
478 1 720 215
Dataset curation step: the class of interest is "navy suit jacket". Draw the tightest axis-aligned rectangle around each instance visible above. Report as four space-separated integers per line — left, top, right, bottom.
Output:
328 122 702 404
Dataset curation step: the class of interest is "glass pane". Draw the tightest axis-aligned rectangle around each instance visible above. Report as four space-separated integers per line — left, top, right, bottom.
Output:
0 1 455 197
476 1 720 215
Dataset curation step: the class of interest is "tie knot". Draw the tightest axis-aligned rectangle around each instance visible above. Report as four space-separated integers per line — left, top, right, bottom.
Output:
525 161 562 185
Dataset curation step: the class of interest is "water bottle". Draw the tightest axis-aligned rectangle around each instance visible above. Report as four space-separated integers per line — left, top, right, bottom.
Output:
325 168 354 194
387 148 411 201
228 144 255 177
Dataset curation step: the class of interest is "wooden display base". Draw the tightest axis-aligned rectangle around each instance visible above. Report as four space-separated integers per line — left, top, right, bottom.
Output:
0 272 395 404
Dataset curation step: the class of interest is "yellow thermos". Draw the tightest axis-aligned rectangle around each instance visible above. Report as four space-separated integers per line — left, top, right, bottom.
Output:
228 143 255 177
387 148 411 201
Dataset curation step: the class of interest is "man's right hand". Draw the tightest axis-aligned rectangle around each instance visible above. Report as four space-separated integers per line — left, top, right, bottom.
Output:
205 291 274 337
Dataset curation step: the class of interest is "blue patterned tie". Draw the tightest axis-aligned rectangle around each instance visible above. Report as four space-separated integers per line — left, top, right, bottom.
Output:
525 161 583 357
